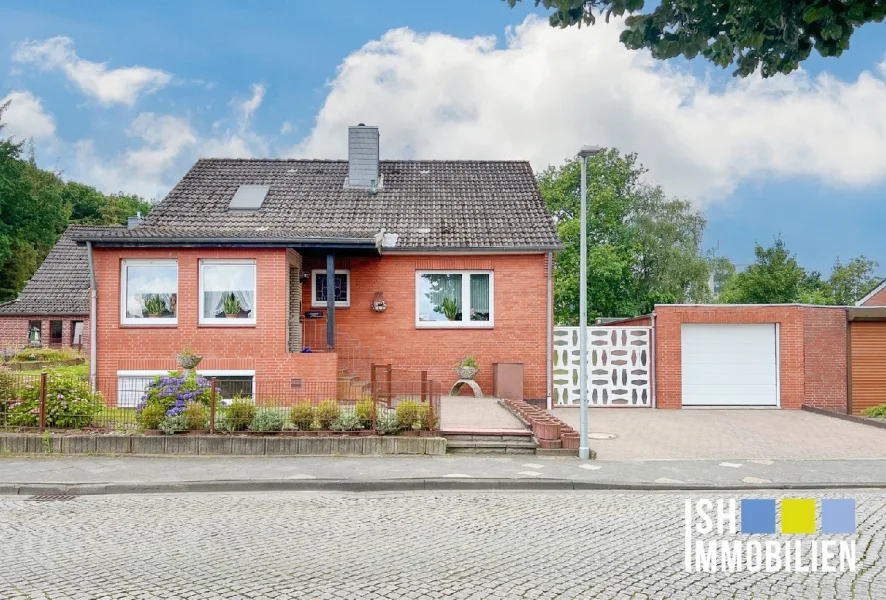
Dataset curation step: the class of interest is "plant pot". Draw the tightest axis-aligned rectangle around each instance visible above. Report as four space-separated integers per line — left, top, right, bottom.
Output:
534 421 561 441
561 433 580 449
147 313 163 318
225 313 239 319
456 366 478 379
538 438 563 450
176 354 203 370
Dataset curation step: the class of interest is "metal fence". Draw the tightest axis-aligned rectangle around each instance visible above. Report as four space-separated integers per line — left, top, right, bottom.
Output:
0 370 441 435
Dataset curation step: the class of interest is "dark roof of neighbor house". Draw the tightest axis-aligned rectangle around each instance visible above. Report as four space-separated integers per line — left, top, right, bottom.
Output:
0 226 120 316
73 159 560 251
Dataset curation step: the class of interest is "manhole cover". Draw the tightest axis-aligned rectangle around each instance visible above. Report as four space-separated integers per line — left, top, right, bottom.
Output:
26 495 78 502
588 432 617 440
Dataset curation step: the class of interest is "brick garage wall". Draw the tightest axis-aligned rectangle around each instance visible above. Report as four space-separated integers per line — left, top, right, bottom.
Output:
0 315 89 354
802 307 847 412
91 247 337 406
653 305 846 410
860 286 886 306
302 253 550 400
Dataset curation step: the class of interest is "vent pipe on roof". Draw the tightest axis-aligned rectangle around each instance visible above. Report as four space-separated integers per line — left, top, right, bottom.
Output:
348 124 380 190
127 212 143 230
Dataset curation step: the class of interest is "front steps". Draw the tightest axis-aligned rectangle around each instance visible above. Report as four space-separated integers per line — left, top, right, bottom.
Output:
442 430 538 455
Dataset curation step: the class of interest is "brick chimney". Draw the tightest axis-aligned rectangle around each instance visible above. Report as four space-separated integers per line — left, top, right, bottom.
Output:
347 124 379 190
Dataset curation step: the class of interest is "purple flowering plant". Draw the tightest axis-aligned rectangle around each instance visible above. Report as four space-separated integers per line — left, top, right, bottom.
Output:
136 371 222 420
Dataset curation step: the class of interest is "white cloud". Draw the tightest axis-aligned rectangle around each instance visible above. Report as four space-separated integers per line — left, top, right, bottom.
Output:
280 120 293 135
235 83 265 127
293 18 886 204
13 36 171 107
0 90 56 141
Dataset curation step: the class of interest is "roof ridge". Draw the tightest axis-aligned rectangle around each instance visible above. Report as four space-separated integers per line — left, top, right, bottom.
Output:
195 158 532 164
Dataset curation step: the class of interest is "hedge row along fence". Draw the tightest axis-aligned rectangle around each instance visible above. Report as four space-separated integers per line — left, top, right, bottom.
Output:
0 370 441 436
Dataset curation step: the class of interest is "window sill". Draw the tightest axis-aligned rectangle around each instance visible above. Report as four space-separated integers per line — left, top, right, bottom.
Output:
416 323 494 330
198 322 257 328
310 304 351 309
120 322 178 328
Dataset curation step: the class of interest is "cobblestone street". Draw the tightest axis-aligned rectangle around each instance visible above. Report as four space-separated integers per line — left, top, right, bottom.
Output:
1 490 884 599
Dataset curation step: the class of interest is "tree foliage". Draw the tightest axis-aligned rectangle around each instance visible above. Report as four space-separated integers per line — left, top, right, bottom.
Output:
505 0 885 77
0 101 153 302
539 150 715 324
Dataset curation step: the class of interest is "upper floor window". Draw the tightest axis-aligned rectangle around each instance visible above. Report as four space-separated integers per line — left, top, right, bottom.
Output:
312 269 350 307
199 260 257 325
416 270 493 328
121 260 178 325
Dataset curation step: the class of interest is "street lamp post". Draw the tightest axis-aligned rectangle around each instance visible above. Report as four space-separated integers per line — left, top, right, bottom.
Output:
577 145 602 460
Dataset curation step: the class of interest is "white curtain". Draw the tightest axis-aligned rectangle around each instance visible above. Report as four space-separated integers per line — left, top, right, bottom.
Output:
470 274 490 320
424 274 462 314
205 289 254 318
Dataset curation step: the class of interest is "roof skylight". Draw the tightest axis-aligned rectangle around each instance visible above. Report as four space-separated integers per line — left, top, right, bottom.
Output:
229 185 270 210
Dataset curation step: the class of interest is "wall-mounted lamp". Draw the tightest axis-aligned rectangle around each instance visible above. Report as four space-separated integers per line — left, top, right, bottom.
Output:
371 291 387 313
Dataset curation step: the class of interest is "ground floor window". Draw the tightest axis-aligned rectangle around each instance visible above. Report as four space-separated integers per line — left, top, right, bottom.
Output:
71 321 84 347
116 371 256 408
28 320 41 346
416 270 493 327
312 269 350 307
49 320 63 346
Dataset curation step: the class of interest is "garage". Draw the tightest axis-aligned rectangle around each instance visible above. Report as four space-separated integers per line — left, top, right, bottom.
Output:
681 323 779 407
849 320 886 415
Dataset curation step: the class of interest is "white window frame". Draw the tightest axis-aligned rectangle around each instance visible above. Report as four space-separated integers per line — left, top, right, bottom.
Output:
199 259 257 326
120 259 179 326
415 270 494 329
116 370 256 408
311 269 351 308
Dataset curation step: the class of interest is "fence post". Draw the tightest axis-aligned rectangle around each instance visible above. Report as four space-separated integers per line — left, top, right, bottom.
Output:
421 370 428 404
369 363 376 403
386 363 393 407
209 377 217 434
39 372 47 431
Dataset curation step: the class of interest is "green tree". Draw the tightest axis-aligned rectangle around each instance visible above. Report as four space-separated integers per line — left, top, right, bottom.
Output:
719 237 806 303
505 0 884 77
829 256 880 305
540 150 713 324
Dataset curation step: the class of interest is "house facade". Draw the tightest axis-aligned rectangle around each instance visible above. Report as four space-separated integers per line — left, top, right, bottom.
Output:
76 125 558 406
0 226 117 354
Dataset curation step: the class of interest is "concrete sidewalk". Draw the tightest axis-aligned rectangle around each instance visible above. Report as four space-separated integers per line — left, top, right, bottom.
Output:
3 455 886 494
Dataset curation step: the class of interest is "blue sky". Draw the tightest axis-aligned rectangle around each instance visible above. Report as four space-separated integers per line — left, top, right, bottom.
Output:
1 1 885 274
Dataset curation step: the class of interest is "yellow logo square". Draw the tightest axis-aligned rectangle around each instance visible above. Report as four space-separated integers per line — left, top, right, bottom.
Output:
781 499 816 534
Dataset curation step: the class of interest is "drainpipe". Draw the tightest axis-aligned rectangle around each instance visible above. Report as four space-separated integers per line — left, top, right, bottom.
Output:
546 251 553 410
86 242 97 384
650 311 657 409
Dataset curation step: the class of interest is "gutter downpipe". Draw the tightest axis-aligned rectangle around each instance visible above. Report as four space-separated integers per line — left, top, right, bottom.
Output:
650 311 657 409
546 251 553 410
86 242 97 385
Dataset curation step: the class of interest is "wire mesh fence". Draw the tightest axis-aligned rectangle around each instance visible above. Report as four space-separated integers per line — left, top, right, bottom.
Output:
0 369 441 436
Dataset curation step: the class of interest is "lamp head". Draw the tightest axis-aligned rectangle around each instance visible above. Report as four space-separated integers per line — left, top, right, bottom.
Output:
578 145 603 158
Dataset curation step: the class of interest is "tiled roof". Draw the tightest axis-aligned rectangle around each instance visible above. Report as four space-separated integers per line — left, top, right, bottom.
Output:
77 160 560 250
0 226 120 316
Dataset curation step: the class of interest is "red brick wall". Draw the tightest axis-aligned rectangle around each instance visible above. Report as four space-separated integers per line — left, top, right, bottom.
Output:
0 315 89 355
860 286 886 306
301 254 550 400
93 248 550 403
92 247 338 405
653 305 846 410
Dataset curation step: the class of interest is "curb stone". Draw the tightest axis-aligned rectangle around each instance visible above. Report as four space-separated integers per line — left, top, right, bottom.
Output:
1 478 885 496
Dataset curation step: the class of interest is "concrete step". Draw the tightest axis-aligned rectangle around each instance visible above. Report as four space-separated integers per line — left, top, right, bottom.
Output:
443 433 538 455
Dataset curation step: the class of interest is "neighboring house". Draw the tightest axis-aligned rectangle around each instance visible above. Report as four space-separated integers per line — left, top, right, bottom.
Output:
592 303 886 415
74 125 559 406
0 226 119 354
856 278 886 306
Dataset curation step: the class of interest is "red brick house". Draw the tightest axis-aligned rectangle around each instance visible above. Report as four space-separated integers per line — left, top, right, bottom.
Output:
0 226 117 355
74 125 559 406
856 279 886 306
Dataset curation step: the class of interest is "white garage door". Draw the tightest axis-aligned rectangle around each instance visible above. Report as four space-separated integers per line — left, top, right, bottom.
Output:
681 324 778 407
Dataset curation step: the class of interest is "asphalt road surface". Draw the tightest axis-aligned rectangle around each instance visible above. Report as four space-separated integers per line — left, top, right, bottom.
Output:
1 490 883 599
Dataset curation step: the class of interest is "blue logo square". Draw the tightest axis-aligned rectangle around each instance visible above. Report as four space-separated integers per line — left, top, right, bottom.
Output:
821 499 855 534
741 498 776 534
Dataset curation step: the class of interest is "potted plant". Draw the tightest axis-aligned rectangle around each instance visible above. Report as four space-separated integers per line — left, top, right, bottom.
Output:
223 293 241 318
176 344 203 370
456 356 479 380
441 297 459 321
144 294 166 318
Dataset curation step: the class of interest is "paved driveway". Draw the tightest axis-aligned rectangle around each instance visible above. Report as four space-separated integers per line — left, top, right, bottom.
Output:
551 407 886 460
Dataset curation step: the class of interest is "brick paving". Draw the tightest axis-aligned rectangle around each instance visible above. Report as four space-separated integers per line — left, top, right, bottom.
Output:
1 490 884 599
440 396 526 431
552 408 886 460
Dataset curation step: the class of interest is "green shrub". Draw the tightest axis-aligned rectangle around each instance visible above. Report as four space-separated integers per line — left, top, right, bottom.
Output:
6 373 103 428
416 403 437 430
249 408 286 432
159 413 188 435
290 402 315 430
376 408 400 435
10 348 82 363
316 400 341 429
225 397 257 431
458 356 479 370
182 402 208 430
331 412 363 431
355 398 376 427
395 400 420 430
862 405 886 418
136 403 166 430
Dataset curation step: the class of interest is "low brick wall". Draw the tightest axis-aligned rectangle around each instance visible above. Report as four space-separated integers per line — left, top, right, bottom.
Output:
0 434 446 456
